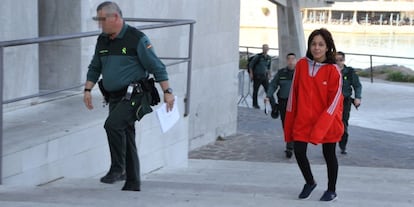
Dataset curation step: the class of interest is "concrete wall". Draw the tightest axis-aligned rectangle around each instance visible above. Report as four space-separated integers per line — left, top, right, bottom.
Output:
97 0 239 163
2 0 240 185
1 0 39 102
88 0 240 149
38 0 83 90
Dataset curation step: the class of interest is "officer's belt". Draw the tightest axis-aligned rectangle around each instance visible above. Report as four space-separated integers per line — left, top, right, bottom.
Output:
108 83 144 99
108 87 127 98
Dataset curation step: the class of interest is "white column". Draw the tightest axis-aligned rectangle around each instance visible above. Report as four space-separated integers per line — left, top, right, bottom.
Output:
396 14 400 26
303 8 308 22
380 14 383 26
353 10 358 25
328 10 332 24
276 0 305 68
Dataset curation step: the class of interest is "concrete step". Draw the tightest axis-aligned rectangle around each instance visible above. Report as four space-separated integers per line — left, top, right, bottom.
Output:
2 89 188 186
1 159 413 207
2 90 110 185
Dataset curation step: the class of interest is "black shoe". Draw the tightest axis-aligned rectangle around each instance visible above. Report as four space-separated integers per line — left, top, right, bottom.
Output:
285 150 293 159
298 183 317 199
253 105 260 109
340 149 347 155
122 181 141 191
320 191 337 201
100 172 126 184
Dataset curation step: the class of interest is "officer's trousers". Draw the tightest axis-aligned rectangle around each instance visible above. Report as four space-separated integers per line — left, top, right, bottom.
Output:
252 74 268 107
104 93 142 186
340 97 352 150
278 98 293 151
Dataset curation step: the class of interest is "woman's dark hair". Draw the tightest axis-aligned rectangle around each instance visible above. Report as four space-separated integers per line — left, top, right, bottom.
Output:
305 28 336 64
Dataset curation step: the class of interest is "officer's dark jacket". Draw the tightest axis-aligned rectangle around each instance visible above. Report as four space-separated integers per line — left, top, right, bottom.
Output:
87 23 168 92
341 65 362 99
267 67 294 99
249 54 271 75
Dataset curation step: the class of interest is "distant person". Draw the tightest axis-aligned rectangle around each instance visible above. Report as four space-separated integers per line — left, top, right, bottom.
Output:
284 28 343 201
248 44 272 109
83 1 174 191
336 51 362 154
264 53 296 158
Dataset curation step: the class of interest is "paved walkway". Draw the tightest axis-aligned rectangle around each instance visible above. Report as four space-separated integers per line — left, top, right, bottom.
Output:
201 78 414 169
189 107 414 169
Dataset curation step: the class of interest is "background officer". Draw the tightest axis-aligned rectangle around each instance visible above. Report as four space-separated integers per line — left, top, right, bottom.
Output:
83 1 174 191
265 53 296 158
336 51 362 154
248 44 271 109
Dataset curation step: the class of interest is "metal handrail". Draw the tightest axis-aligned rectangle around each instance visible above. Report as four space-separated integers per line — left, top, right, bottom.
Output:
2 84 84 105
239 45 279 57
0 19 195 48
0 17 196 184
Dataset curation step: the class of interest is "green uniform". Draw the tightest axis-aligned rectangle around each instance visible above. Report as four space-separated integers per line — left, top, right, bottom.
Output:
249 53 271 107
87 24 168 91
341 66 362 99
267 67 294 152
267 67 294 101
86 23 168 189
339 65 362 152
248 54 271 76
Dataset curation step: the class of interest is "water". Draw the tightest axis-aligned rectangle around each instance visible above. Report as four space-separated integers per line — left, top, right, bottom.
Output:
240 28 414 70
311 32 414 70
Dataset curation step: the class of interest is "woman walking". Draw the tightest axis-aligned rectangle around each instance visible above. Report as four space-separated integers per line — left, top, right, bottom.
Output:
284 28 343 202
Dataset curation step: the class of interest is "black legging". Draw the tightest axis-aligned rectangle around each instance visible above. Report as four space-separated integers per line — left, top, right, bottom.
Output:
294 141 338 192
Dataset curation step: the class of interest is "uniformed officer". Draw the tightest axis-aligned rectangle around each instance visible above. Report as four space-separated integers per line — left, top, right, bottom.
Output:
248 44 272 109
336 51 362 155
265 53 296 158
83 1 174 191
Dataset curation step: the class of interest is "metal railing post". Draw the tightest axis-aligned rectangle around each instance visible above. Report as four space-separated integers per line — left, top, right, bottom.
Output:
370 55 373 83
184 23 194 117
0 47 3 184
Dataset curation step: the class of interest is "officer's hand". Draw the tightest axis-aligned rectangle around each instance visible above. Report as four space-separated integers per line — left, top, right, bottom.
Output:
354 98 361 108
164 93 175 112
264 97 269 103
84 92 94 110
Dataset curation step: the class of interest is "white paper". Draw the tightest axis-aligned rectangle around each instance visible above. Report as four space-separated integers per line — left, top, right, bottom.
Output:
156 96 179 133
264 102 272 115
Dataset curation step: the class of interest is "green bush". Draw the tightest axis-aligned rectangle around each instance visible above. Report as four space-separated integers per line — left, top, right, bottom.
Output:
357 70 370 77
387 71 404 81
386 71 414 83
239 58 248 69
379 69 391 74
